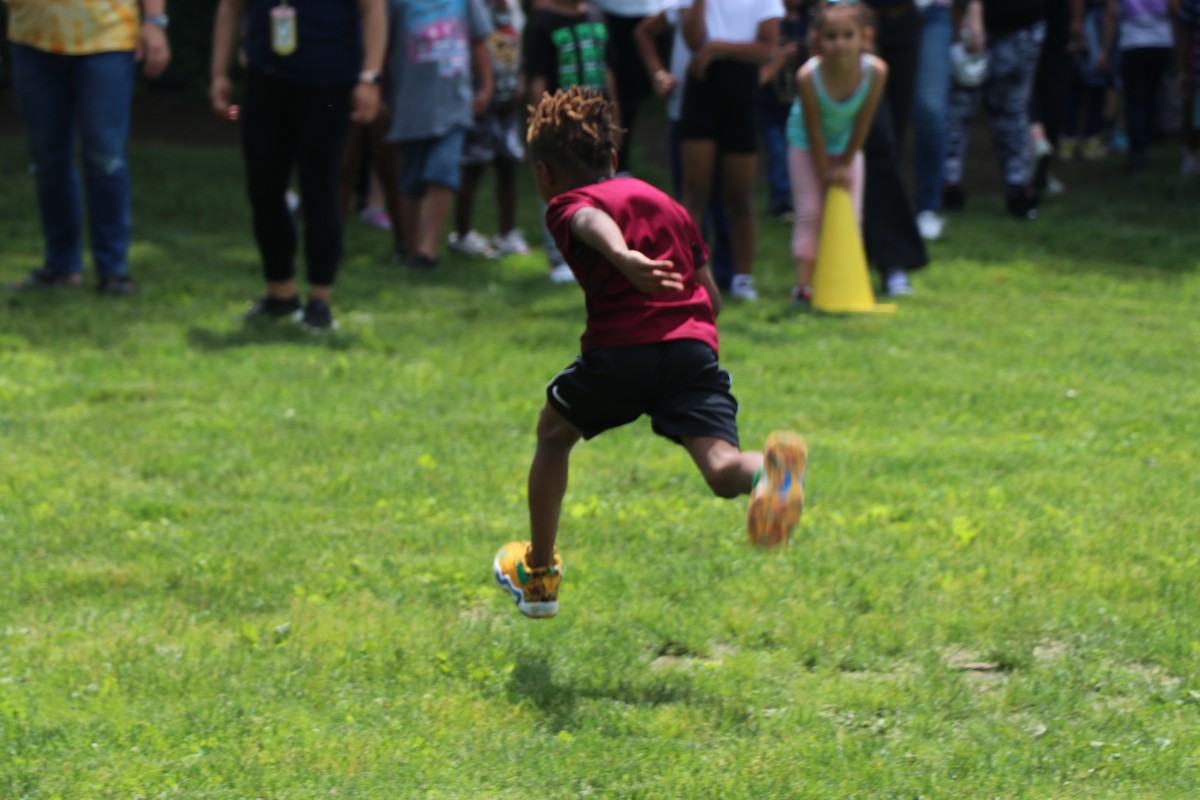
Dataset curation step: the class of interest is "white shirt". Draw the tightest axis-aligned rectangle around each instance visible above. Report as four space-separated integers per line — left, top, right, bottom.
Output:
664 3 691 121
677 0 784 44
593 0 666 17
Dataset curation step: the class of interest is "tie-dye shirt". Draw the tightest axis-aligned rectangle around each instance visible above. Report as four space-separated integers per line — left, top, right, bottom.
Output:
6 0 141 55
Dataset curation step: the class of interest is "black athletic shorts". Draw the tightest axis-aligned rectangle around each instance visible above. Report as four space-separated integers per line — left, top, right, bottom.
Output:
678 61 760 154
545 339 740 446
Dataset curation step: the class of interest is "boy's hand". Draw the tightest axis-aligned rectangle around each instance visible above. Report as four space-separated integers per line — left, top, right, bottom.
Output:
612 251 686 294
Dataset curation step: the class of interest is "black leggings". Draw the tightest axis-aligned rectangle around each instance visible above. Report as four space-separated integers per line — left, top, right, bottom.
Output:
242 70 353 287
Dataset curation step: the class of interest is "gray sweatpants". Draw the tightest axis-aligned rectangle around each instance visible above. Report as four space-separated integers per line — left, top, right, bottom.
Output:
945 22 1046 189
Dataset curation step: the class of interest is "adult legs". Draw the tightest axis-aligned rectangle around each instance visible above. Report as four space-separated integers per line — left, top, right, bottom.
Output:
759 114 793 215
874 8 922 150
76 50 136 280
913 4 952 214
294 82 353 300
495 159 518 235
242 71 300 298
984 24 1044 191
10 44 84 278
863 100 928 280
720 153 757 278
943 82 977 188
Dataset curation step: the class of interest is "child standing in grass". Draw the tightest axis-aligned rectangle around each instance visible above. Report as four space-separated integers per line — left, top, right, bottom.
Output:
522 0 618 283
493 87 808 619
787 1 887 306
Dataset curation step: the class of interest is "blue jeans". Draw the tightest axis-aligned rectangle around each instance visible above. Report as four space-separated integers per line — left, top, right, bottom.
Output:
11 44 136 279
913 5 951 213
759 110 792 214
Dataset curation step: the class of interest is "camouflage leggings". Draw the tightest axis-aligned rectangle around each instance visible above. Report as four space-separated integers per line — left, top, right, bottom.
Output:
945 23 1046 189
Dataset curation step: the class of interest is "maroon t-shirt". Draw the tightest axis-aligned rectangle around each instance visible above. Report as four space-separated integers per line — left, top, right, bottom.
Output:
545 176 718 355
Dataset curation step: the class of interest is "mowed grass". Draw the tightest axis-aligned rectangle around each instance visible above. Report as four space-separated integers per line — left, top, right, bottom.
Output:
1 134 1198 799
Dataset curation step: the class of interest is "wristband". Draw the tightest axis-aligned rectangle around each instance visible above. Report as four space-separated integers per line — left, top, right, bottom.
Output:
145 14 169 29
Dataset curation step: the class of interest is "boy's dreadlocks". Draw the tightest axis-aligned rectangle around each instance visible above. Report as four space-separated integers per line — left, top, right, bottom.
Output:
527 87 622 173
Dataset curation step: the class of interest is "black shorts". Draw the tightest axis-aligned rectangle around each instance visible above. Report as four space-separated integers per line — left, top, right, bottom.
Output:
545 339 740 446
678 61 760 154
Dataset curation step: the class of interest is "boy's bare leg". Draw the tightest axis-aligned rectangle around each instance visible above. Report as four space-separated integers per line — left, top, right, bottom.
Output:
416 184 454 260
495 160 518 234
455 165 486 237
683 436 762 499
528 403 583 568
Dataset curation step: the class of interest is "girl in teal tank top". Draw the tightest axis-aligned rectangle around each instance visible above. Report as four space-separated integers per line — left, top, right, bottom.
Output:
786 2 887 306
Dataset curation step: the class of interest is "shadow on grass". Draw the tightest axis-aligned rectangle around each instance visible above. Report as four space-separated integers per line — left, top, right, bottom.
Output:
186 324 359 351
505 651 695 734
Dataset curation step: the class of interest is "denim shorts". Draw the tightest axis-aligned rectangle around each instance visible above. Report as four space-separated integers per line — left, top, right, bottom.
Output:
399 127 467 196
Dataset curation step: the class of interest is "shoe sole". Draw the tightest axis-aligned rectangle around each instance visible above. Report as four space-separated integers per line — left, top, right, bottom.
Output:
493 550 558 619
748 432 808 547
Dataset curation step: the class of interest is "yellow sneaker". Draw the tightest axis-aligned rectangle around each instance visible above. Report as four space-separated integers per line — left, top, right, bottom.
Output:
493 542 564 618
747 431 807 547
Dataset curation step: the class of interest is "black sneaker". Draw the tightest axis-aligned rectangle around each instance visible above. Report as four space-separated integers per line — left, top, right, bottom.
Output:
941 183 966 212
242 294 302 323
409 253 438 270
299 298 336 331
97 274 138 295
1005 186 1039 221
7 267 83 291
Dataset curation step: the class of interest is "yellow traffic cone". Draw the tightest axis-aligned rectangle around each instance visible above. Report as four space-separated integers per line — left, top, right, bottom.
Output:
811 186 895 314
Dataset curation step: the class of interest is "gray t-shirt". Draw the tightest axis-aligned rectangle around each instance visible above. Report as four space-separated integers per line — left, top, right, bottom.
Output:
386 0 494 142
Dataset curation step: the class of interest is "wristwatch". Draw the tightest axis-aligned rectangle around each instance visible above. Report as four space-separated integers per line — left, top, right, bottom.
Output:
359 70 383 86
144 14 169 29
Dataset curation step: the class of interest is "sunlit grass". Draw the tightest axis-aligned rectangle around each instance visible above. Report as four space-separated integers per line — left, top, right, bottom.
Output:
1 137 1198 798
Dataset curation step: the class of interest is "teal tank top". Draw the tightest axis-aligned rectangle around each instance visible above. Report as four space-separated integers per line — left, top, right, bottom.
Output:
786 55 875 155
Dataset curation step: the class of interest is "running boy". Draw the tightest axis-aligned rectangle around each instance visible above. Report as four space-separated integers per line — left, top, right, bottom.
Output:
493 87 808 619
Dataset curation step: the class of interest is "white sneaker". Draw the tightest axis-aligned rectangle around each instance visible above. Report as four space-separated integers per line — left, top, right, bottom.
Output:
448 230 497 258
916 210 945 241
1045 172 1066 196
549 263 576 284
491 229 530 256
730 274 758 301
884 270 914 297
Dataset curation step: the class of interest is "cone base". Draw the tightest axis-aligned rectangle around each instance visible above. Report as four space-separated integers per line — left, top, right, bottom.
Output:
812 302 897 314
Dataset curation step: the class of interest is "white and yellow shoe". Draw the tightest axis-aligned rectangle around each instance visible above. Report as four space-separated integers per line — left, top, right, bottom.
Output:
493 542 564 618
747 431 807 547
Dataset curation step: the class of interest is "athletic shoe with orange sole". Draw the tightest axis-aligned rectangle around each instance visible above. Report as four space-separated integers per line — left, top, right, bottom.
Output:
747 431 808 547
493 542 564 618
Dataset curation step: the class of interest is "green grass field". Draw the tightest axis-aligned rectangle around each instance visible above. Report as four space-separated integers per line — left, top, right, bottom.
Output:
1 137 1198 798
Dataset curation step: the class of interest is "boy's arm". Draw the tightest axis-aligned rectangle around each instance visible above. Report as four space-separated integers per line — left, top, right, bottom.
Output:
695 265 722 319
568 207 685 294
